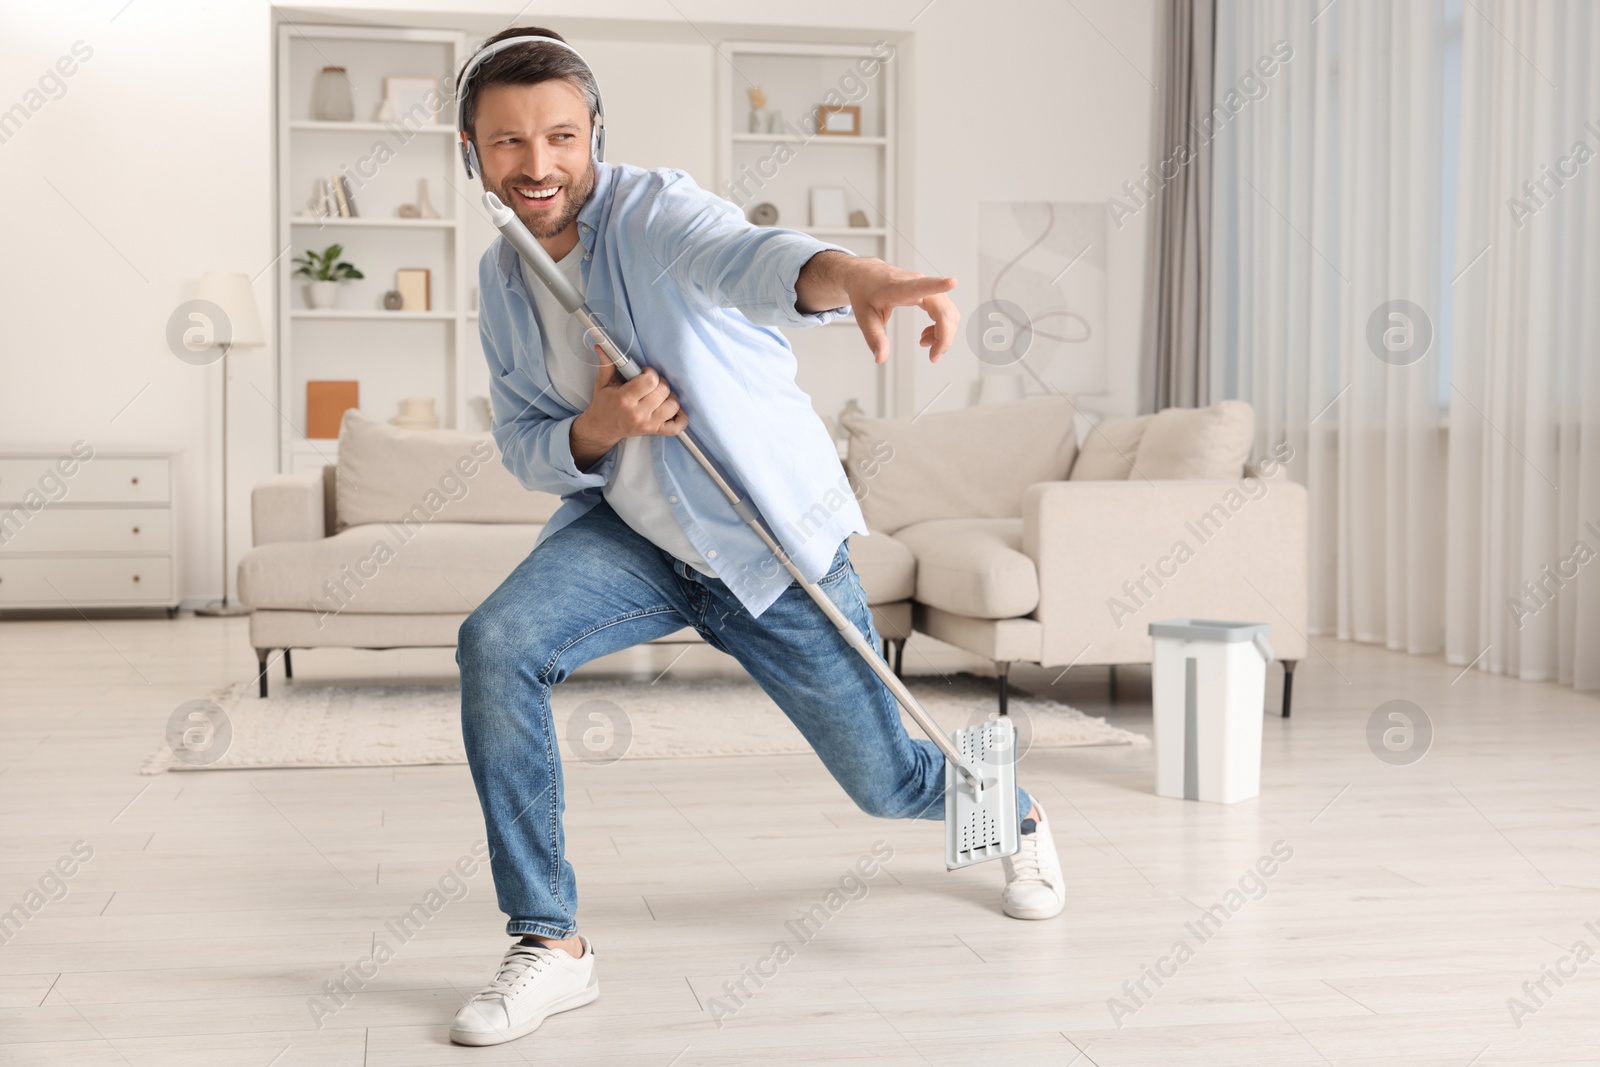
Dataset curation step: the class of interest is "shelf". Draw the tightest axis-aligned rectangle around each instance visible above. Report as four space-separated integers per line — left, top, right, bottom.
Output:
290 120 455 134
290 216 454 229
732 133 887 145
291 309 455 321
277 23 472 476
718 40 897 418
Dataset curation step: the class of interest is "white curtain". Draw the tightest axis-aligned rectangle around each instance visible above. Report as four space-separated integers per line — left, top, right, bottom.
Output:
1210 0 1448 653
1446 1 1600 688
1213 0 1600 689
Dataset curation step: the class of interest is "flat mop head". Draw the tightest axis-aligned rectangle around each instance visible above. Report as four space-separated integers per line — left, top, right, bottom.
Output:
945 717 1021 870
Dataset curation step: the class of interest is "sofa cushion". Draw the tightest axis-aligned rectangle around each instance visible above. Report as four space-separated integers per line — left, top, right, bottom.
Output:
846 531 915 604
239 522 541 614
334 410 561 531
892 518 1039 620
1134 399 1254 479
839 396 1078 534
1070 414 1152 480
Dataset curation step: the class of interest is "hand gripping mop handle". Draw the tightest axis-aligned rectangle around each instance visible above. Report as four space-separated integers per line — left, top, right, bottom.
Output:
484 190 986 791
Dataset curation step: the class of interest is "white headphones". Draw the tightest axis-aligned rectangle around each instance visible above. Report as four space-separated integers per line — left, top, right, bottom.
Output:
456 33 607 179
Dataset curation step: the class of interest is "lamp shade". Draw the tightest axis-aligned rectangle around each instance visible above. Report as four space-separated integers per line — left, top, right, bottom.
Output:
193 271 266 348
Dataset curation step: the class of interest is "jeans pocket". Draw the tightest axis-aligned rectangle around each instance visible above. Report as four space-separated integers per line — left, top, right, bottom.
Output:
817 542 852 587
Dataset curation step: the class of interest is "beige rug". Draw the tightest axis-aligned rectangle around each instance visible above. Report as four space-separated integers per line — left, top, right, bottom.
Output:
141 673 1147 773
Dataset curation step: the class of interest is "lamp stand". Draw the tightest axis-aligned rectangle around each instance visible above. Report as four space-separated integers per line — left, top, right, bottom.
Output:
195 342 250 617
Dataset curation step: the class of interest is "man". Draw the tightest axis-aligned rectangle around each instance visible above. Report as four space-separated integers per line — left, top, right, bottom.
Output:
450 27 1065 1048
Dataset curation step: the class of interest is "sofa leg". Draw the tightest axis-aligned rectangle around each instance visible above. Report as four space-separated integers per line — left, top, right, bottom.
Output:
255 649 271 699
284 648 293 680
888 637 905 678
1281 659 1297 718
1109 664 1118 704
996 661 1010 716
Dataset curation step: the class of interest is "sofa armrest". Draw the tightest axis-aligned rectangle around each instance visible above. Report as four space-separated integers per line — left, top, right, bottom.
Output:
1022 475 1307 665
252 472 327 546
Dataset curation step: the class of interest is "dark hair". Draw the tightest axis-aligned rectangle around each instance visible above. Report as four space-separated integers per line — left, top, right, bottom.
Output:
457 27 600 146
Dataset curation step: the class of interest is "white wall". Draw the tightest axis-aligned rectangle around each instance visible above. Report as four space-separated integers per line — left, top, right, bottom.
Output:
0 0 1158 606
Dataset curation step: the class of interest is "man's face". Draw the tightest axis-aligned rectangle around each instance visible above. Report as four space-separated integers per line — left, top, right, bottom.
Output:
471 79 596 240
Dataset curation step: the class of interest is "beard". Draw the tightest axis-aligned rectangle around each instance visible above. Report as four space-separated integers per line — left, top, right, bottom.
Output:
498 158 596 240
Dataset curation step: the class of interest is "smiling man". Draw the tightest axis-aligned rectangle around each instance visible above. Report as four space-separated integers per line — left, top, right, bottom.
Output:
449 26 1064 1048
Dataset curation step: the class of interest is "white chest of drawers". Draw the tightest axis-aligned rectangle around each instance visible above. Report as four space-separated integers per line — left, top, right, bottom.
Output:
0 447 180 614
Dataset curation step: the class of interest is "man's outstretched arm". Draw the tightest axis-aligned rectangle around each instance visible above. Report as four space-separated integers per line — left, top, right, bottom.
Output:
795 250 960 364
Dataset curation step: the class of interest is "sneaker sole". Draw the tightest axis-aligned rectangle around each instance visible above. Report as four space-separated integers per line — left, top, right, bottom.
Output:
1003 897 1066 920
449 979 599 1046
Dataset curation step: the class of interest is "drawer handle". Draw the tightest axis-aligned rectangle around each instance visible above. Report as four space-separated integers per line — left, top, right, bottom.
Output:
131 476 140 486
132 526 141 534
132 575 141 583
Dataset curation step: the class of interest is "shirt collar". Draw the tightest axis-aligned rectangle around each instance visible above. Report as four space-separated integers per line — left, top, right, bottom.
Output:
495 159 614 288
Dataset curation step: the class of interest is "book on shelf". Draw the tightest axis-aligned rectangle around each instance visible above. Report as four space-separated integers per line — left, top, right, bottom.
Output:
314 177 335 220
338 174 358 217
330 171 352 217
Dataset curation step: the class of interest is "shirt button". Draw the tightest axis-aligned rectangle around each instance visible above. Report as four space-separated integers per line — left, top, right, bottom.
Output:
668 495 679 504
707 550 718 559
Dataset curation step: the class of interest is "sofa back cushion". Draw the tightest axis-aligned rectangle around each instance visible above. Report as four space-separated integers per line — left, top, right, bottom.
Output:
334 410 562 531
1133 399 1254 479
1069 414 1152 480
839 395 1078 534
1069 400 1254 480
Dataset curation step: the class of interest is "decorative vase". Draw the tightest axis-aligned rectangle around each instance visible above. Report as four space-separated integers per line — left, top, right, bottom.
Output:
307 280 340 309
748 107 769 133
416 178 440 220
391 397 439 430
312 67 354 122
767 109 785 134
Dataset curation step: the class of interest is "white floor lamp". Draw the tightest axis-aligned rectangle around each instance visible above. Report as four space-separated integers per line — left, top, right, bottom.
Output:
192 271 265 617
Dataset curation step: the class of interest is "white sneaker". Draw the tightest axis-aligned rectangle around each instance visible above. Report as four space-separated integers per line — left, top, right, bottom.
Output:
1002 802 1065 919
450 936 599 1046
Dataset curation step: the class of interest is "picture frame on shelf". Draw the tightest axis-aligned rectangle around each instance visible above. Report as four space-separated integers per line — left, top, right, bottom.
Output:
815 103 861 136
306 380 359 438
395 268 431 311
383 75 442 126
809 187 848 228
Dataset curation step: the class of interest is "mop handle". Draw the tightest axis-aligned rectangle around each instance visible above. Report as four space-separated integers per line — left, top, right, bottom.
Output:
485 192 984 789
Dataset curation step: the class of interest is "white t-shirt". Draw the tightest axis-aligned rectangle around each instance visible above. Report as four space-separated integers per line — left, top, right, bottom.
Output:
521 247 714 576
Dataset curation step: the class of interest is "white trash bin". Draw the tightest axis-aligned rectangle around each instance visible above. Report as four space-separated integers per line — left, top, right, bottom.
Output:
1148 619 1274 804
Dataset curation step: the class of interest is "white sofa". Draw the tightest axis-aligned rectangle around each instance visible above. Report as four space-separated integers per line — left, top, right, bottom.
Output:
835 395 1307 715
239 399 1306 713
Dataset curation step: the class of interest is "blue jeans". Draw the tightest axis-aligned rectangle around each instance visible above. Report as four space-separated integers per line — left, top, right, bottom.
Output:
457 498 1033 938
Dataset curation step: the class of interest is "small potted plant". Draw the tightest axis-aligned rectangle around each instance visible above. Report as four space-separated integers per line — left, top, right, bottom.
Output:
292 244 364 309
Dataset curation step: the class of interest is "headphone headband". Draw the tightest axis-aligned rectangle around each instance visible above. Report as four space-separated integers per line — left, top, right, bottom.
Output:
456 33 606 178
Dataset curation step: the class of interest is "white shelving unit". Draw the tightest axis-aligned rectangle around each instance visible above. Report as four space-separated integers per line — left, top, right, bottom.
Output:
274 23 472 473
714 41 899 419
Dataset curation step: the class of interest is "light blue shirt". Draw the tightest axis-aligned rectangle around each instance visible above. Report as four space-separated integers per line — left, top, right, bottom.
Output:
478 160 868 618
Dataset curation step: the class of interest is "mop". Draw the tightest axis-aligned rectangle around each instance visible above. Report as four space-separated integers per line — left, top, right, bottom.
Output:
484 191 1018 870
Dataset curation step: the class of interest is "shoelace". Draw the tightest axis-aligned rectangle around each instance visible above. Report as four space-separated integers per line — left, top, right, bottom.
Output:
478 943 559 998
1010 831 1046 882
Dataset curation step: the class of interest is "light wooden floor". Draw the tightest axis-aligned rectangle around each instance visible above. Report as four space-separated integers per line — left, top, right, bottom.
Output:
1 613 1598 1066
